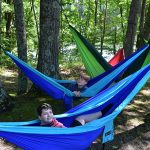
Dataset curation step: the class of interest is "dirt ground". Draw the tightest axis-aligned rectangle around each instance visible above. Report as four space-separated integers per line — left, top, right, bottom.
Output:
0 69 150 150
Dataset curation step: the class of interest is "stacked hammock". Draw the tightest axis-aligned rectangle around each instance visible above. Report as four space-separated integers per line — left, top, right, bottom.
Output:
69 25 150 78
3 44 150 110
0 64 149 150
108 48 124 66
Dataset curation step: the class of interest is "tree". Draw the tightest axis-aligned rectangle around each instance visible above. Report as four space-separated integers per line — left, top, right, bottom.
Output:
136 0 146 48
100 0 108 54
14 0 28 95
137 1 150 48
0 0 2 51
5 0 13 38
0 81 13 112
37 0 60 78
123 0 142 57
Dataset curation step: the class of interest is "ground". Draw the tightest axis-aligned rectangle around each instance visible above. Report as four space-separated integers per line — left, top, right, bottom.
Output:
0 69 150 150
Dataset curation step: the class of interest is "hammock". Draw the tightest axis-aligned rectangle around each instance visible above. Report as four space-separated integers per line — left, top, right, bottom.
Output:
3 44 150 110
108 48 124 66
70 25 150 78
69 25 111 77
0 64 149 150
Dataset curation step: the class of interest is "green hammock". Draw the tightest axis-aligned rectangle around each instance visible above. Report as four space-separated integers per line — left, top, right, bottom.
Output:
69 25 111 77
69 25 150 78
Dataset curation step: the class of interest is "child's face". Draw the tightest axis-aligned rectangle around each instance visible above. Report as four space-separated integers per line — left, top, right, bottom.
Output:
39 108 54 125
77 78 87 87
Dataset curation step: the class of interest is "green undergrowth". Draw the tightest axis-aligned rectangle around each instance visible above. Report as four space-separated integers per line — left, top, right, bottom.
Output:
0 94 88 122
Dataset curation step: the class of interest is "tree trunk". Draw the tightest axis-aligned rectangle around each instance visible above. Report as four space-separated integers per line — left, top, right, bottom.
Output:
0 0 2 66
123 0 142 57
28 0 60 96
136 0 147 48
0 81 13 112
100 0 107 54
94 0 98 26
119 4 125 44
113 26 117 54
92 0 98 45
31 0 39 58
4 0 13 49
137 2 150 48
37 0 60 78
86 0 91 33
14 0 28 95
0 0 2 52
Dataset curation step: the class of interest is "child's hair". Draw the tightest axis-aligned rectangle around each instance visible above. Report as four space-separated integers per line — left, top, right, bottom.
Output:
80 72 90 82
37 103 52 116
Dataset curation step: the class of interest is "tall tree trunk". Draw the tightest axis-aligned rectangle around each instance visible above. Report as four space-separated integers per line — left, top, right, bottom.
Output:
119 4 125 44
113 26 117 54
84 0 91 38
86 0 91 30
94 0 98 26
0 81 13 112
92 0 98 45
5 0 13 38
100 0 107 54
37 0 60 78
14 0 28 95
4 0 13 49
31 0 39 58
137 2 150 48
123 0 142 57
136 0 147 48
0 0 2 52
78 0 83 32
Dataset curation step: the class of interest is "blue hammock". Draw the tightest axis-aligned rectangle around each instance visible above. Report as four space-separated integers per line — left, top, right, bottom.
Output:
0 64 150 150
4 44 150 109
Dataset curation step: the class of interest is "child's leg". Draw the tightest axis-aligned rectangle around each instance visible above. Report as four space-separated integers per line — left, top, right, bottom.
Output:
75 111 102 124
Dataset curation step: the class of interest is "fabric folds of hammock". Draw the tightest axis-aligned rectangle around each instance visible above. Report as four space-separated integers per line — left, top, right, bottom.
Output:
0 64 150 150
69 25 150 78
69 25 112 77
3 44 150 110
108 48 125 66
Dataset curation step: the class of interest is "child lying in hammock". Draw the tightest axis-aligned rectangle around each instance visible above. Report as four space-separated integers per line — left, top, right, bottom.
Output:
37 103 112 127
69 72 90 97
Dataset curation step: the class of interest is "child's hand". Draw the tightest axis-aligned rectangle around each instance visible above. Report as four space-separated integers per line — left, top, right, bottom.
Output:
73 91 81 97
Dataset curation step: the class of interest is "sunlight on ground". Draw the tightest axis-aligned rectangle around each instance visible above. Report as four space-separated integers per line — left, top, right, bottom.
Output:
140 89 150 96
9 94 16 97
116 119 144 134
0 69 17 77
127 118 144 128
3 80 16 84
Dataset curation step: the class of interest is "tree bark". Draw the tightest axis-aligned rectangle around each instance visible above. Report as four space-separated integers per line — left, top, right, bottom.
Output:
100 0 107 54
136 0 147 48
137 2 150 48
113 26 117 54
123 0 142 57
0 0 2 52
14 0 28 95
0 0 2 66
119 4 125 43
94 0 98 26
5 0 13 37
37 0 60 79
0 81 13 112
